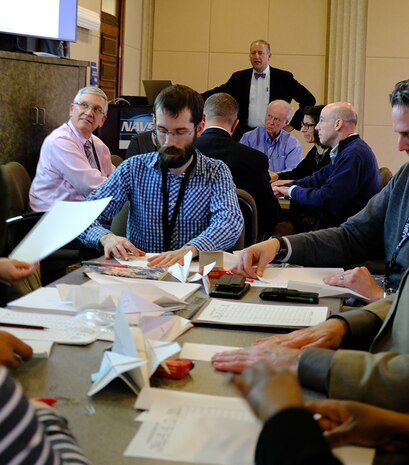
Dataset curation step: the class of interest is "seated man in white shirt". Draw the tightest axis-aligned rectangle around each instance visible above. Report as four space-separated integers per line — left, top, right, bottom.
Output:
29 86 115 211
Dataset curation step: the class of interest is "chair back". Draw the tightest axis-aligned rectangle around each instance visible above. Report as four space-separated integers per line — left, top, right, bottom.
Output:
111 154 124 167
236 188 258 249
379 166 393 188
111 201 129 237
0 162 41 303
0 161 31 218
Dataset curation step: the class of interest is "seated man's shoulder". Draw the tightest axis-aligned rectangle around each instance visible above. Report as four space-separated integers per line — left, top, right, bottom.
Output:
235 140 267 161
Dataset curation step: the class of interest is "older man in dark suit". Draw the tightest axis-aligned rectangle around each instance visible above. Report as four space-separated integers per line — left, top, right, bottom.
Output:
196 93 279 239
202 40 315 140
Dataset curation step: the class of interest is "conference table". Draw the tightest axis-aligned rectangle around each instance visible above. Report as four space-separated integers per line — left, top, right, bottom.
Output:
12 266 401 465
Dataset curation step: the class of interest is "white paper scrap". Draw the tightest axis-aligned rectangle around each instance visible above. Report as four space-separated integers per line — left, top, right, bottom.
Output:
10 197 111 263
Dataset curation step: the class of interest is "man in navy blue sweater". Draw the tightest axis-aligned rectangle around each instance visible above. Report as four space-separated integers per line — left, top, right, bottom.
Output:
272 102 381 229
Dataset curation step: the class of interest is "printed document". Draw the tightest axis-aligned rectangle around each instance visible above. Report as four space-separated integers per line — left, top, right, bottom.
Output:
195 299 328 328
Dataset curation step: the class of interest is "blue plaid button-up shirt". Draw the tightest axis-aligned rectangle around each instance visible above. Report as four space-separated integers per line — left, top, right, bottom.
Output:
79 150 243 252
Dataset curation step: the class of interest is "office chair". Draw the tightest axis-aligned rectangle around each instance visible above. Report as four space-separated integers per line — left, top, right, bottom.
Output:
0 161 83 287
110 201 129 237
379 166 393 189
235 189 258 249
0 163 41 303
111 154 124 167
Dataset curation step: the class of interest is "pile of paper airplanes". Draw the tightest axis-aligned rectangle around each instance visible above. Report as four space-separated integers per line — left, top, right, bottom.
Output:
82 250 215 396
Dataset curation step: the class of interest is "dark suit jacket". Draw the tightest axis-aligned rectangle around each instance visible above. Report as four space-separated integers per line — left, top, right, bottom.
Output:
125 131 156 159
196 127 279 238
202 66 316 139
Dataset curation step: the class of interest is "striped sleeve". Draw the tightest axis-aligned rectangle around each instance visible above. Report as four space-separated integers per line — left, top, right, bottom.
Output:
0 366 90 465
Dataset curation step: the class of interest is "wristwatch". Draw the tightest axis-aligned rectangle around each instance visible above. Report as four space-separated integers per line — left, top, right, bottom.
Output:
274 237 288 261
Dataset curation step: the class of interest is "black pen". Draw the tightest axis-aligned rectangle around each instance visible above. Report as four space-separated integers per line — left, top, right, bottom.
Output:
0 322 48 330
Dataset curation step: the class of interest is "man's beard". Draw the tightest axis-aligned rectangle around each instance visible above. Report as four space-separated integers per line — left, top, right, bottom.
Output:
158 136 196 169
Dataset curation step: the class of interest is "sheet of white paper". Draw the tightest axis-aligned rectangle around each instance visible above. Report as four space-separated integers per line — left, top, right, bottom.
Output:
196 299 328 328
333 446 375 465
250 267 344 288
180 342 240 362
86 272 200 301
10 197 111 263
126 388 260 464
0 308 103 344
26 340 54 358
127 388 374 465
7 287 77 314
288 280 368 301
115 253 158 267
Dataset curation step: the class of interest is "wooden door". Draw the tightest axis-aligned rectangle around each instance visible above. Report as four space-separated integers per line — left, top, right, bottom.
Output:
99 0 125 101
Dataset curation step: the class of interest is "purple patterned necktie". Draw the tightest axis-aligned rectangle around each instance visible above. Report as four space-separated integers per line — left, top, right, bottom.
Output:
254 72 266 80
84 140 98 169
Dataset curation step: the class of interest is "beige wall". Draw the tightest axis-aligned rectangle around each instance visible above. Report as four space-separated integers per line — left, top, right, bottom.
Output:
363 0 409 173
70 0 101 66
122 0 143 95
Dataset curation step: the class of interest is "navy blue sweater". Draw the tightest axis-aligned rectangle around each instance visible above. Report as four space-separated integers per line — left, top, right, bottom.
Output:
288 135 381 228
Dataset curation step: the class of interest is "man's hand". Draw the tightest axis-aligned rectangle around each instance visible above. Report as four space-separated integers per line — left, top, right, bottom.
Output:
308 399 409 452
272 186 290 198
0 331 33 369
212 343 301 374
269 171 279 183
147 246 198 268
232 239 280 279
252 318 349 350
323 266 384 303
0 258 38 284
231 362 304 423
100 233 146 260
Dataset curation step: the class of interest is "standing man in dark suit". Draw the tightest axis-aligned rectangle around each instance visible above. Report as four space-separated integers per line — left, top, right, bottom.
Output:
202 40 316 140
196 93 280 239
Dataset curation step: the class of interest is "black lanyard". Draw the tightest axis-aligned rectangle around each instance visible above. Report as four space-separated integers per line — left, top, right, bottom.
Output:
384 214 409 291
161 154 196 250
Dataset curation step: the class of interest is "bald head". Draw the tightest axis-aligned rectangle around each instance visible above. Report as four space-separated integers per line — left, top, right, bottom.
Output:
264 100 293 139
316 102 357 147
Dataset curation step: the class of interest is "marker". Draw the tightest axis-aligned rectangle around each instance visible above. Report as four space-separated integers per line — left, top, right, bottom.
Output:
82 261 129 269
0 322 47 330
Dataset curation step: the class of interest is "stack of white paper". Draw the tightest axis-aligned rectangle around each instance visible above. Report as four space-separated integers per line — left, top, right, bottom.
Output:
125 388 375 465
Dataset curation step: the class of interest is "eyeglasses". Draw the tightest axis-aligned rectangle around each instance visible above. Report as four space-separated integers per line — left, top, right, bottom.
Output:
74 101 105 116
154 125 197 140
301 122 316 129
265 115 285 124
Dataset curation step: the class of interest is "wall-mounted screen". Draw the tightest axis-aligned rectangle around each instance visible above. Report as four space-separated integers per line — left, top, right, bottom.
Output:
0 0 77 41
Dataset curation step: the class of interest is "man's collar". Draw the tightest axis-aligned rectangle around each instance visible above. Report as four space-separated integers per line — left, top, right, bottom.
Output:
203 126 231 136
265 128 283 143
330 134 360 162
67 120 90 144
253 66 269 75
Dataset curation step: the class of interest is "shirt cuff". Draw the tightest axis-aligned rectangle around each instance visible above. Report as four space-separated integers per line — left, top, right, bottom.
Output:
328 309 383 350
298 348 334 393
288 185 297 198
